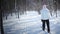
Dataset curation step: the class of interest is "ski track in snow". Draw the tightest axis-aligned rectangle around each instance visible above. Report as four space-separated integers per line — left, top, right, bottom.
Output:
3 11 60 34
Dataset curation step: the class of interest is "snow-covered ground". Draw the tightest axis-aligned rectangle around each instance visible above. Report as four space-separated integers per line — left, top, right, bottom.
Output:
3 11 60 34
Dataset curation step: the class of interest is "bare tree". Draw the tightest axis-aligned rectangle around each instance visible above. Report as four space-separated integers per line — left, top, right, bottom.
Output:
53 0 57 17
0 7 4 34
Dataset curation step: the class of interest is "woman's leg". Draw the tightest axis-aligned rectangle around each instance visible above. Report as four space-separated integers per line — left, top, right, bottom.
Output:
46 19 50 33
41 20 45 31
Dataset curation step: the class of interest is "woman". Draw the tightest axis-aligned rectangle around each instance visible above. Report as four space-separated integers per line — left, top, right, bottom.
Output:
40 5 51 33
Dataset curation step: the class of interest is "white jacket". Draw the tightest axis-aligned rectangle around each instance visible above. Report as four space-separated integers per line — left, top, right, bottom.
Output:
40 5 51 20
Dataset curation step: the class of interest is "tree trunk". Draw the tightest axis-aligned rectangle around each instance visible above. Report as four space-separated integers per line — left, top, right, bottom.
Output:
18 11 19 19
6 15 7 20
0 10 4 34
56 11 57 17
11 11 12 16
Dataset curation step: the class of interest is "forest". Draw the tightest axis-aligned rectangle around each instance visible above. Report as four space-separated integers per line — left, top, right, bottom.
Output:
0 0 60 34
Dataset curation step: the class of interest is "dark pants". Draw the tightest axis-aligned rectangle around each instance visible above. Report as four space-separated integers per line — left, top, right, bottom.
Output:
41 19 50 33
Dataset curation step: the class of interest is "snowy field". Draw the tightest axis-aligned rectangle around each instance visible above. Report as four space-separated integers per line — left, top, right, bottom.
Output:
3 11 60 34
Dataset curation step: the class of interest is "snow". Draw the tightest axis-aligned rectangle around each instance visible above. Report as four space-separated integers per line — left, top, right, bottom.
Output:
3 11 60 34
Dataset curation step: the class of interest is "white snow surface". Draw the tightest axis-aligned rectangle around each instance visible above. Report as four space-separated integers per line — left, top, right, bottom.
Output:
3 11 60 34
